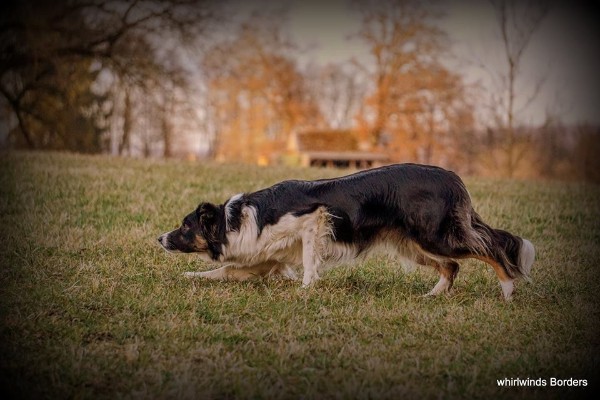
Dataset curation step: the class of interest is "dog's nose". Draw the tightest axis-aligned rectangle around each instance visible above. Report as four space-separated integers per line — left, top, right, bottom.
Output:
157 235 163 244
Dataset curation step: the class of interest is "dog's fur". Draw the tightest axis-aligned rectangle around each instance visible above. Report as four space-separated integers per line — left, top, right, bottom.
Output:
158 164 534 300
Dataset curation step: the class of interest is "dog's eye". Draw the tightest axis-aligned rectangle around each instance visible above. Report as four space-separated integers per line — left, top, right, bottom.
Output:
180 222 191 234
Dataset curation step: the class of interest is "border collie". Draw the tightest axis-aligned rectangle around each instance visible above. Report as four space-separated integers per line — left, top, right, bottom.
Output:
158 164 534 300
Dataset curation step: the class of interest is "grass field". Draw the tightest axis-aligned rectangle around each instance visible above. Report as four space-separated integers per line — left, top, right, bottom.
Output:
1 151 599 399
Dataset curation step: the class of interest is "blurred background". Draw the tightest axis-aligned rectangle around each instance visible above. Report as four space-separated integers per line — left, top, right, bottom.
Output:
1 0 599 181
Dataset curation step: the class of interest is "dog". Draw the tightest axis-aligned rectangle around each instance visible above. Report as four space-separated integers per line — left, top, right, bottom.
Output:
158 163 535 300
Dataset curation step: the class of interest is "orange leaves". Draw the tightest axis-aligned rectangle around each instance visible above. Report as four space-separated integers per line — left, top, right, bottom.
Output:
203 22 321 165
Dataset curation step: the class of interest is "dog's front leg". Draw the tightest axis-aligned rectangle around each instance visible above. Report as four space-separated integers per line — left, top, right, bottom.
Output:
185 262 287 281
300 207 332 287
184 265 232 280
184 264 260 281
301 233 320 287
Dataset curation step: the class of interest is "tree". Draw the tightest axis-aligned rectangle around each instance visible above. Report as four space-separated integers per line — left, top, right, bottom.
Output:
0 0 214 152
353 0 473 167
571 124 600 183
305 63 366 130
202 13 322 164
481 0 550 177
401 65 475 167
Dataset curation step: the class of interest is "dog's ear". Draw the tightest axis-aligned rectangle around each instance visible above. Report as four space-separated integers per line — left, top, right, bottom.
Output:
196 202 219 224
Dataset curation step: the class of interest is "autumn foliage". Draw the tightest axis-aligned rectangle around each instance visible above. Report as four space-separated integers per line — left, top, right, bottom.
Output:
1 0 598 181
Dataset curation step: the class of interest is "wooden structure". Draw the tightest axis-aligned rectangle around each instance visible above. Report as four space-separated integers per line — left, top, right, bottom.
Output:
292 130 388 169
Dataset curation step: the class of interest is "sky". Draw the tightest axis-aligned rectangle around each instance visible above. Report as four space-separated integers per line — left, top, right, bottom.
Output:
281 0 600 126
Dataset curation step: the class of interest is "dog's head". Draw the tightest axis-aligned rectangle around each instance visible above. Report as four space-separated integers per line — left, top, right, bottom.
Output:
158 202 224 259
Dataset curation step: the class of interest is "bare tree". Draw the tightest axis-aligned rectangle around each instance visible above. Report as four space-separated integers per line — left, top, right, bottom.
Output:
305 63 366 130
0 0 215 152
120 85 134 156
483 0 551 177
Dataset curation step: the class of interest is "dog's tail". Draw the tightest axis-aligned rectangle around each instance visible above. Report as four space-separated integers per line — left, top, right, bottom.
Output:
468 211 535 280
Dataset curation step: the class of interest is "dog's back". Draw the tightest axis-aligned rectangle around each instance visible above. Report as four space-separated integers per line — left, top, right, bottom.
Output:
234 164 470 251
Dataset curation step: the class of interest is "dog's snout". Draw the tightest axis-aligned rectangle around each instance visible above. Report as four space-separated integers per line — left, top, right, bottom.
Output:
157 232 183 254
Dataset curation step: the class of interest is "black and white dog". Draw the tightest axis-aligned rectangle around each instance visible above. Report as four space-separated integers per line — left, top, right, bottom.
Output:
158 164 534 300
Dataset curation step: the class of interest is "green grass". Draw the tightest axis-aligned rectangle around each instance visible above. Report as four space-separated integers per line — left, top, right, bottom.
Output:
1 151 599 399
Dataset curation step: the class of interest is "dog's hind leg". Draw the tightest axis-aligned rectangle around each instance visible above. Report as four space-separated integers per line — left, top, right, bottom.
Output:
472 255 515 301
467 211 535 300
425 260 460 296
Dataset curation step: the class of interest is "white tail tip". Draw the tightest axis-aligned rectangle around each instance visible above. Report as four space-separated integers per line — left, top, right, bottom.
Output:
519 238 535 280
